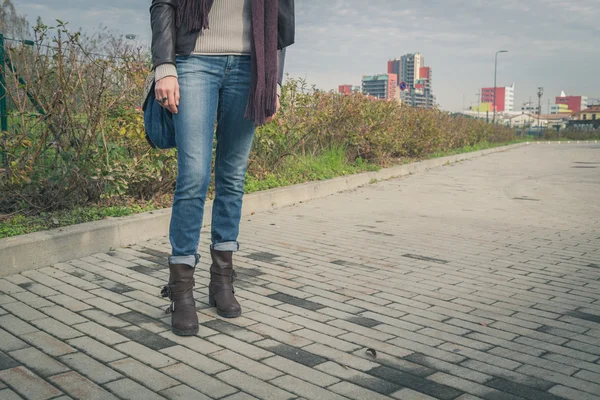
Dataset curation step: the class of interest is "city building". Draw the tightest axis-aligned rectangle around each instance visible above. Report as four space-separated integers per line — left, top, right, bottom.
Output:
471 103 492 113
521 103 541 114
555 91 588 114
481 83 515 112
388 53 435 108
572 105 600 121
338 85 361 95
361 73 399 101
550 103 571 114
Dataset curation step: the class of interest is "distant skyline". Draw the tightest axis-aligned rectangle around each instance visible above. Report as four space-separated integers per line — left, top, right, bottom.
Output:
16 0 600 111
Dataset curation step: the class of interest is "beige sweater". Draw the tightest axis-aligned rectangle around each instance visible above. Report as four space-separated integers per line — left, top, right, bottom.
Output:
155 0 252 81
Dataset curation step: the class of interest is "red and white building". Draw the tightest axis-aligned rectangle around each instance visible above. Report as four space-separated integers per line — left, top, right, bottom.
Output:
481 83 515 112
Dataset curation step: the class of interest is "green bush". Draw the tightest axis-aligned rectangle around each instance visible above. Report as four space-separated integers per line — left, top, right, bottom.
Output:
1 24 517 219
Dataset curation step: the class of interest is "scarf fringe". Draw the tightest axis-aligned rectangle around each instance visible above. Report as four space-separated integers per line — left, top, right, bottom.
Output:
245 77 278 126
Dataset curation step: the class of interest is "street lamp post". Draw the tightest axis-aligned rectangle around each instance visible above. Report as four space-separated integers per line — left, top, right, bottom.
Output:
493 50 508 124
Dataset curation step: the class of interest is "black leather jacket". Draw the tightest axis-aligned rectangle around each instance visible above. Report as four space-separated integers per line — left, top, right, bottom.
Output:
150 0 295 84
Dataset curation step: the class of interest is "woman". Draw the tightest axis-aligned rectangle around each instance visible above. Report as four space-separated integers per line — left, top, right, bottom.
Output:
149 0 295 336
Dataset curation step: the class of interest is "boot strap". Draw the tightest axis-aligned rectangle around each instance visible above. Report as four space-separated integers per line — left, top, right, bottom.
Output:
161 282 195 300
210 281 236 296
165 295 196 314
210 266 237 282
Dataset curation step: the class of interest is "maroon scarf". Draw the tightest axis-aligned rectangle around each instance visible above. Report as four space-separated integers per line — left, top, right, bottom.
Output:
177 0 279 126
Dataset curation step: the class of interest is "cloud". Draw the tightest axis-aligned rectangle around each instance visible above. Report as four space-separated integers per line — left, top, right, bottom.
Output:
16 0 600 110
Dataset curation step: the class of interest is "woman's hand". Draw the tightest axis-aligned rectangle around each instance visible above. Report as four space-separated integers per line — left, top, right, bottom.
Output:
155 76 180 114
265 95 280 123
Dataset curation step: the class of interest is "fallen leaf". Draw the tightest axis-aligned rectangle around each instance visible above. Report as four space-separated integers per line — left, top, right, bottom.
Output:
366 348 377 358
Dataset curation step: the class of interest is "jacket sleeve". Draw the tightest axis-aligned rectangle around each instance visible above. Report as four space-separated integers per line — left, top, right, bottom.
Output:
150 0 177 70
277 48 286 87
278 0 295 50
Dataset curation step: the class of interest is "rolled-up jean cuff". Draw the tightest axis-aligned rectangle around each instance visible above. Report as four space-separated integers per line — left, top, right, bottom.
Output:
169 254 199 268
211 241 239 252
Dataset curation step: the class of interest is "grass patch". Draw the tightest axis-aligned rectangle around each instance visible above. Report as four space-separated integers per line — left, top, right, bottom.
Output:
244 146 379 194
426 138 530 159
0 203 161 239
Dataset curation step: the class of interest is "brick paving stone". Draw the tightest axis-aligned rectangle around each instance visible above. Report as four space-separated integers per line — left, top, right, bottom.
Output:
202 319 265 342
30 318 83 340
220 392 259 400
22 332 76 357
542 353 600 375
315 360 402 394
40 306 87 326
114 341 177 368
104 378 167 400
485 377 567 400
9 347 69 377
158 384 212 400
216 369 294 400
52 285 96 301
427 372 525 400
0 328 28 352
516 364 600 396
208 334 273 360
67 337 126 363
70 322 127 346
0 279 27 294
460 360 552 391
243 311 303 332
160 363 237 398
548 385 600 400
88 288 131 303
270 375 347 400
211 349 282 380
158 330 224 354
159 345 229 375
45 294 92 312
263 356 339 387
82 298 130 315
0 351 20 370
0 389 26 400
328 381 397 400
59 352 122 384
0 366 63 400
390 388 439 400
49 371 117 400
109 358 178 392
247 323 313 347
0 314 38 336
301 343 379 372
278 303 333 322
2 302 47 321
79 310 129 329
293 328 359 352
327 319 394 342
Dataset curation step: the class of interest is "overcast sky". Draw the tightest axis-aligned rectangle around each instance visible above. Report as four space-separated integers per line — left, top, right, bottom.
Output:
17 0 600 111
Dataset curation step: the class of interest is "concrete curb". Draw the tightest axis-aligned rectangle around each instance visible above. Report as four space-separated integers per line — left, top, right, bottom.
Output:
0 141 590 276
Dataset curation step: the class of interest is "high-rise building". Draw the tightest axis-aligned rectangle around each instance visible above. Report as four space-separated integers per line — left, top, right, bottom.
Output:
389 53 435 108
361 73 399 101
481 83 515 112
555 92 587 114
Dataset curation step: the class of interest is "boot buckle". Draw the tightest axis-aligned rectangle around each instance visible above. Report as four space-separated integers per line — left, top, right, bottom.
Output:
165 301 175 314
161 285 172 299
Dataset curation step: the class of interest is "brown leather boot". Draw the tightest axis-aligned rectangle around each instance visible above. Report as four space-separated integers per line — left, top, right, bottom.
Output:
161 263 199 336
209 249 242 318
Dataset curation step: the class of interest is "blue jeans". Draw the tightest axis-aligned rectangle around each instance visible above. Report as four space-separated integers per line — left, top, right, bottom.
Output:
169 55 255 268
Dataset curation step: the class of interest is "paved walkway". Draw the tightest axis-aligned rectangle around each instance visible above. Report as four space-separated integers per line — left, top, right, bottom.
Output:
1 144 599 400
